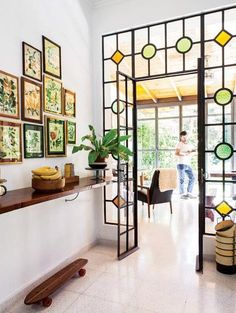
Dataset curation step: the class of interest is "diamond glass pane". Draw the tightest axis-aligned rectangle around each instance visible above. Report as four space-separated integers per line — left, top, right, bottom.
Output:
214 30 232 47
141 44 157 59
215 143 233 160
176 37 192 53
214 88 233 106
112 195 126 208
111 100 125 114
215 201 232 216
111 50 124 64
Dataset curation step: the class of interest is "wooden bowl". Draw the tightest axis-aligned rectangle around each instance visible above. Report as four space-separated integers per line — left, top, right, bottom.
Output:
32 177 65 192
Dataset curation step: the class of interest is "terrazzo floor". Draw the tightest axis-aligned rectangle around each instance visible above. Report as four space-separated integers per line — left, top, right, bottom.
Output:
5 198 236 313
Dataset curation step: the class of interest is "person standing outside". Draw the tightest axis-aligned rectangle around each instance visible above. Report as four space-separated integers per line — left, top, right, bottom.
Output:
175 130 196 199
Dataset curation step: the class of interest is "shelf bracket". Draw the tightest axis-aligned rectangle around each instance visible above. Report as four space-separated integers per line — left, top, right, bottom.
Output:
65 192 80 202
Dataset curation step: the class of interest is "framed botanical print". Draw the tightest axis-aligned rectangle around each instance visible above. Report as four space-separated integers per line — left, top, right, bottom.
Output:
64 89 76 118
44 75 63 115
43 36 61 79
22 42 42 82
67 120 76 144
0 121 22 164
21 77 42 124
23 124 44 158
0 70 19 119
45 116 66 157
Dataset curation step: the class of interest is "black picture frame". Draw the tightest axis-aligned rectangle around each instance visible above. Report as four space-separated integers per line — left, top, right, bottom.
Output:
23 123 44 158
22 42 42 82
42 36 62 79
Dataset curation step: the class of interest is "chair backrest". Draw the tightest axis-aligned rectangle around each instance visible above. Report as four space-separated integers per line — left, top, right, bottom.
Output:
149 170 173 204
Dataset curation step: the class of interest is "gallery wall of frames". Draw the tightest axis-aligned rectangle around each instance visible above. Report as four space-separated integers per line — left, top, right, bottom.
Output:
0 36 77 164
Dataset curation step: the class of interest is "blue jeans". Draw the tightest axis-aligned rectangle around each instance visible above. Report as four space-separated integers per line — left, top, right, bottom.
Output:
177 164 195 194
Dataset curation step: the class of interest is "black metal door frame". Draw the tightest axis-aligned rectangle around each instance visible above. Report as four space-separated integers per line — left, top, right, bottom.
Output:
102 5 236 264
116 70 139 259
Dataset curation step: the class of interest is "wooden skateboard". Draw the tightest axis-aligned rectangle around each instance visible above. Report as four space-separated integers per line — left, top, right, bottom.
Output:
24 258 88 308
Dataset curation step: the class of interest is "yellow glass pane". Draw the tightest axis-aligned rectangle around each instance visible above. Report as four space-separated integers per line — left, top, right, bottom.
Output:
112 195 126 208
215 30 232 47
111 50 124 64
215 201 232 215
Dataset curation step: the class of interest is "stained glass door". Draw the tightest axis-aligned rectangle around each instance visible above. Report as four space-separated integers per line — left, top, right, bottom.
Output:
116 71 138 259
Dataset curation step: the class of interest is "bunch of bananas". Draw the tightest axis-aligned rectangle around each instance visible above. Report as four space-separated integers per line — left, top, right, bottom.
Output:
32 166 62 181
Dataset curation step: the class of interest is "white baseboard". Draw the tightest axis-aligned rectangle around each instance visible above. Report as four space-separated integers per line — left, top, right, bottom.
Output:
0 241 96 313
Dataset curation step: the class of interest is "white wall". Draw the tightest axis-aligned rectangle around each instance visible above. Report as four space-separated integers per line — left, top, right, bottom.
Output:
0 0 99 305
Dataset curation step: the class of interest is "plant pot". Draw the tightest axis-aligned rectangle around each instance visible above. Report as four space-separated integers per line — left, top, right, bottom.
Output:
89 156 107 169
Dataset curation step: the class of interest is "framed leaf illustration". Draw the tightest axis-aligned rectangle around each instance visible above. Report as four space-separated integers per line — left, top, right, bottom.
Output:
21 77 42 124
22 42 42 82
45 116 66 157
44 75 62 115
64 89 76 117
0 121 22 164
23 124 44 158
0 70 19 119
67 120 76 144
43 36 61 79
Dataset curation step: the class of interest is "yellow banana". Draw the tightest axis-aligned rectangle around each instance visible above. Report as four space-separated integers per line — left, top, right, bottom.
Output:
32 167 58 176
40 171 62 180
32 175 42 180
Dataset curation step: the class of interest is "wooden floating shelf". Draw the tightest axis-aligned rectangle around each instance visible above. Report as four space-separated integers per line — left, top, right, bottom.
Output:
0 176 113 215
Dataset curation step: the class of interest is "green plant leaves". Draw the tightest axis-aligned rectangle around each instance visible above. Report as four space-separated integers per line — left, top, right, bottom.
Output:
72 125 133 162
88 150 99 164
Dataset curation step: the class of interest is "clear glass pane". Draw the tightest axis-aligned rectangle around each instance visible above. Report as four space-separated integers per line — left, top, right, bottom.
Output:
104 59 116 82
167 48 183 73
119 56 132 77
185 16 201 42
150 50 165 76
158 106 179 118
205 125 223 150
185 43 200 70
206 101 223 124
167 21 183 47
158 118 179 149
118 31 132 55
224 37 236 65
150 25 165 49
138 150 156 171
138 120 155 150
158 150 176 168
138 108 155 119
204 12 222 41
224 8 236 35
204 42 222 67
104 82 116 108
182 117 198 145
135 29 148 54
182 104 197 116
103 35 117 59
135 54 148 77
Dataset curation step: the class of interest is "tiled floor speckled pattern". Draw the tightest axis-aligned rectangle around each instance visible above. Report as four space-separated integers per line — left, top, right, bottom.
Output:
5 199 236 313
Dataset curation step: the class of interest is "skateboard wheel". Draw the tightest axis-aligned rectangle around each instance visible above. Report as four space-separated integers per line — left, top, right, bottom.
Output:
78 268 86 277
42 297 52 307
0 185 6 196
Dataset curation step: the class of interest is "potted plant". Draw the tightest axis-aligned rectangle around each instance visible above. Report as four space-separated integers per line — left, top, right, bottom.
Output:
72 125 133 168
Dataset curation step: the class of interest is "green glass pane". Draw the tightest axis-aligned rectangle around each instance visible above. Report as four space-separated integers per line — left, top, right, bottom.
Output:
142 44 156 59
176 37 192 53
111 100 125 114
214 88 233 106
215 143 233 160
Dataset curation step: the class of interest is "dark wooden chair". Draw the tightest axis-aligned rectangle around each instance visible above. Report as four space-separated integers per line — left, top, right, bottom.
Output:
138 170 173 218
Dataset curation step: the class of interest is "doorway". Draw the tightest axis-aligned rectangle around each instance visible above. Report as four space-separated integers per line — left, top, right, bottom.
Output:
102 5 236 271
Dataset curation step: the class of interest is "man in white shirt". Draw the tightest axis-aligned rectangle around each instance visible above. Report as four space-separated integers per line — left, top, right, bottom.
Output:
175 130 196 199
